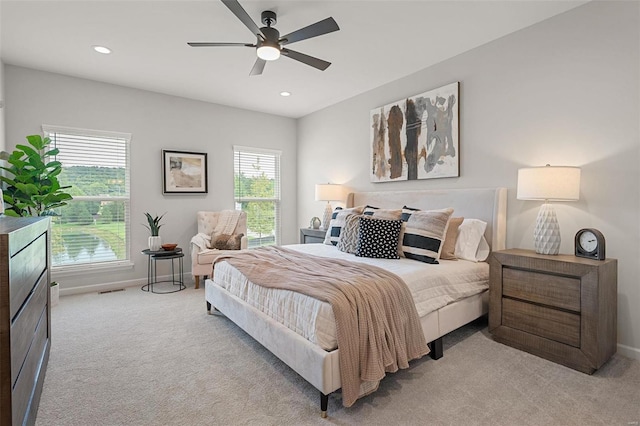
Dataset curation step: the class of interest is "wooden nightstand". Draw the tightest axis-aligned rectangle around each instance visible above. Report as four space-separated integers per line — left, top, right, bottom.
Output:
300 228 326 244
489 249 617 374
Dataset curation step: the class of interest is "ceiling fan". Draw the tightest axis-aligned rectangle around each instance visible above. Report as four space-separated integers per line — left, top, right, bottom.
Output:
188 0 340 76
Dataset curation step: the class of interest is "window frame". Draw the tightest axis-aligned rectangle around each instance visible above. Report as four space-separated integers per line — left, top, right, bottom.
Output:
42 124 133 272
233 145 282 247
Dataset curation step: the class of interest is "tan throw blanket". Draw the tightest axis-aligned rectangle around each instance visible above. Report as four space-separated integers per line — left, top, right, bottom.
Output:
213 210 242 235
214 246 429 407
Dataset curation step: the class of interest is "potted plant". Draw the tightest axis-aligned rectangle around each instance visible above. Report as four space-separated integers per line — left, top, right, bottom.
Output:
144 212 165 251
0 134 73 217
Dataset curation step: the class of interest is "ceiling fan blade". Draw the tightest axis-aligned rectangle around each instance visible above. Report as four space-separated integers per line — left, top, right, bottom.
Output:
221 0 263 39
281 48 331 71
250 58 266 76
279 17 339 46
187 42 254 47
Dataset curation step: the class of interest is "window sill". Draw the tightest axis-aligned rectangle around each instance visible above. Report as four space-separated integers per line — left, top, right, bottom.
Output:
52 260 135 279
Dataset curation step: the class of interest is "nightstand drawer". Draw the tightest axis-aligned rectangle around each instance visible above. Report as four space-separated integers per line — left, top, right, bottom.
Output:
503 267 580 312
502 298 580 347
300 228 326 244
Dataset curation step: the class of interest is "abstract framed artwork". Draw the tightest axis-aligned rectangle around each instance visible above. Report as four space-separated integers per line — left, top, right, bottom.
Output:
370 81 459 182
162 150 208 194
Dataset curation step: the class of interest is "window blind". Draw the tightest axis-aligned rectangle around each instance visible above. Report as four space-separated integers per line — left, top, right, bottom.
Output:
233 146 281 247
43 125 131 269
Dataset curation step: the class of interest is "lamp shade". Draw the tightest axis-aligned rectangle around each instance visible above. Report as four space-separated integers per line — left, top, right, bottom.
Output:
315 184 343 202
517 166 581 201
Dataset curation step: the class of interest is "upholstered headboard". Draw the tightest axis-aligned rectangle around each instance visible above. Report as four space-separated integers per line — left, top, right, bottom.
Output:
346 188 507 251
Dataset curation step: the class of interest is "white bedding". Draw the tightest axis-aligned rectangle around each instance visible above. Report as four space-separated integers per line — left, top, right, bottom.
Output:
210 243 489 351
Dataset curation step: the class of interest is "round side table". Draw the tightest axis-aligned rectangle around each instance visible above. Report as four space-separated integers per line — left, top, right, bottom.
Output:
141 248 186 294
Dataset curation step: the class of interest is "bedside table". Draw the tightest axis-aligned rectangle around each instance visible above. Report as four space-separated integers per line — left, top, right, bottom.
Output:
300 228 326 244
489 249 617 374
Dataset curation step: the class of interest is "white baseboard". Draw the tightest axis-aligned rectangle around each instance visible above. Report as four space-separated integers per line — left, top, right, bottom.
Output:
617 343 640 361
59 274 196 296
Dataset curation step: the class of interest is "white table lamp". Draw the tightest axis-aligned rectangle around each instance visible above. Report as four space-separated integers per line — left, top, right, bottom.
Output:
517 165 581 255
315 184 343 230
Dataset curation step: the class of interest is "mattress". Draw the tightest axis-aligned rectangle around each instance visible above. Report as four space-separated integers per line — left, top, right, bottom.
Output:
210 243 489 351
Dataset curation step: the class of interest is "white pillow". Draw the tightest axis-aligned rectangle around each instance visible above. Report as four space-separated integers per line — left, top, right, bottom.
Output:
475 235 490 262
455 219 488 262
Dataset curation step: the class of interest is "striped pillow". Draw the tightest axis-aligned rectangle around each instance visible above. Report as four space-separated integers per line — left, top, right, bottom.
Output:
323 206 365 246
363 205 403 220
402 208 454 264
401 205 420 222
363 205 378 216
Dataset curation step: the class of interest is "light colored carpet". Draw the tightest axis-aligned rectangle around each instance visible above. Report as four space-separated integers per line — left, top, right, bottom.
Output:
36 286 640 425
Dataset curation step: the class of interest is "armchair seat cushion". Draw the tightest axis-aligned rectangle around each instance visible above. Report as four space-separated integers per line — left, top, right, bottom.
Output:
196 248 246 265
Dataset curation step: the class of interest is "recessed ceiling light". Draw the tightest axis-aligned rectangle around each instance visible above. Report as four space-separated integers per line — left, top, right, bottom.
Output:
92 45 111 54
280 91 291 97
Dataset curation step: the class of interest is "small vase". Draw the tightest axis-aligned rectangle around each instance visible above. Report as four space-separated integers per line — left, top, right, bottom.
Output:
148 236 162 251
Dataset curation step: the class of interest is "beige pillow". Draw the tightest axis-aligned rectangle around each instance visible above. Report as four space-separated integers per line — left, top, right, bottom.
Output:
370 209 402 220
210 233 244 250
439 217 464 260
337 214 362 254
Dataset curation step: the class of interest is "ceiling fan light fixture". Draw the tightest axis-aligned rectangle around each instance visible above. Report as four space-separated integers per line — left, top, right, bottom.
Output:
257 44 280 61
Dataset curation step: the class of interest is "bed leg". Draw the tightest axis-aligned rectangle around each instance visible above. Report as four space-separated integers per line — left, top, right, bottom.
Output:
206 301 211 314
428 337 443 360
320 392 328 418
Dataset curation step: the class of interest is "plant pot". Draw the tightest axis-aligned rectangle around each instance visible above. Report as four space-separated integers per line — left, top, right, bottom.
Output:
148 236 162 251
50 283 59 307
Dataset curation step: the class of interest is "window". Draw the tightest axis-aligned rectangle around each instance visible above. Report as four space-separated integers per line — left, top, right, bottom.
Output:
233 146 281 247
43 125 131 270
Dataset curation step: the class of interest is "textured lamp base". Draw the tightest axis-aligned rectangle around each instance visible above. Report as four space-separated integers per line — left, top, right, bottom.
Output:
534 203 560 255
322 202 333 230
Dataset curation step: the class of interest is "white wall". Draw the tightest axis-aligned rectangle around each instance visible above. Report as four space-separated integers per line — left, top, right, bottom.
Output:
5 66 297 291
0 61 5 151
297 2 640 356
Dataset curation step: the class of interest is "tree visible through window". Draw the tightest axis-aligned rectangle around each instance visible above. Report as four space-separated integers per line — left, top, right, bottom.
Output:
44 126 131 269
233 146 281 247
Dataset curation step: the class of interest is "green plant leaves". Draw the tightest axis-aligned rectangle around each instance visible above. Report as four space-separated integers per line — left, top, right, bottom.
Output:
0 134 74 216
143 212 165 236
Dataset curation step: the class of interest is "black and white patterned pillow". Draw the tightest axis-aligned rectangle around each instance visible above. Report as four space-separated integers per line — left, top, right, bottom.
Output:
323 206 364 246
355 216 402 259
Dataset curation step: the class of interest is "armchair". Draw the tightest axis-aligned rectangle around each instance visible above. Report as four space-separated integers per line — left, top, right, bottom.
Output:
191 210 248 289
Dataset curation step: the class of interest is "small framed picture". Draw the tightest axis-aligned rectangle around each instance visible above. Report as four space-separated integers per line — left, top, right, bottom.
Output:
162 150 208 194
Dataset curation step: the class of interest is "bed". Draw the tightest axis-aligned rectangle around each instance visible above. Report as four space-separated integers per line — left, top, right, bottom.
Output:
205 187 507 416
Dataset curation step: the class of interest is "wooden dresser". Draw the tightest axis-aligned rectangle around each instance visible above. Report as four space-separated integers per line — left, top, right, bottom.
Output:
489 249 617 374
0 216 51 426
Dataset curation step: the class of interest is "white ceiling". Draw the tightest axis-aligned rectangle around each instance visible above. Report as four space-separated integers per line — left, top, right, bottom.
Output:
0 0 586 118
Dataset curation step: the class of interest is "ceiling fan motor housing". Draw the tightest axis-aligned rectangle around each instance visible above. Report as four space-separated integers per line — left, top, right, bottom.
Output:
261 10 277 26
260 26 280 44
